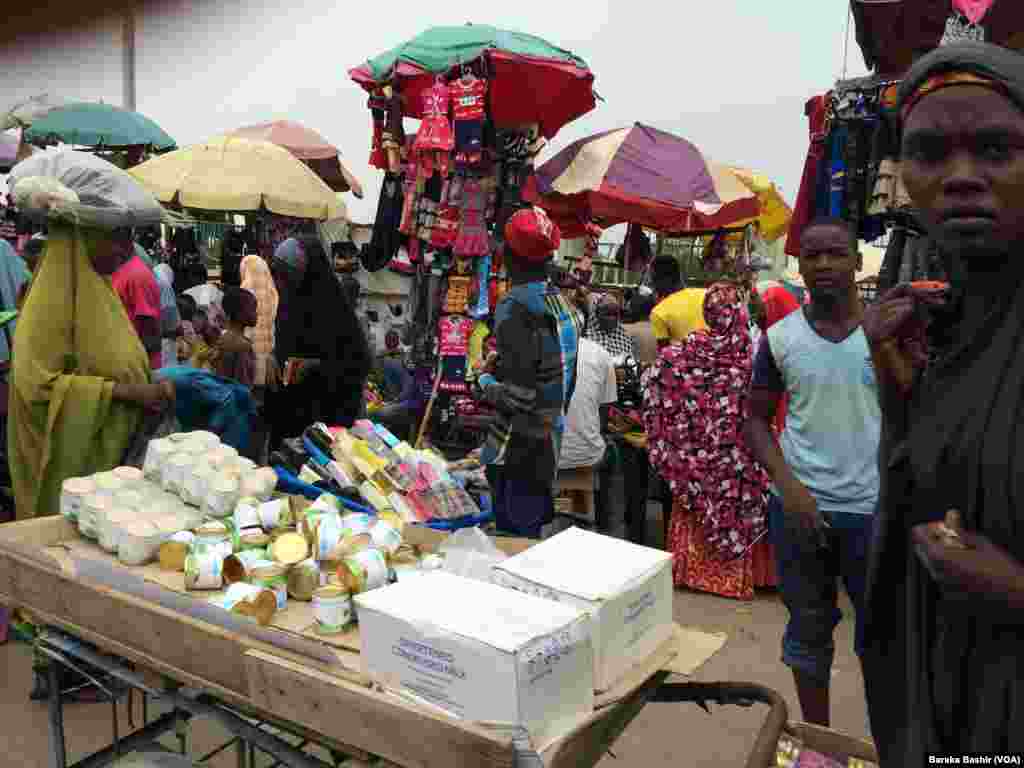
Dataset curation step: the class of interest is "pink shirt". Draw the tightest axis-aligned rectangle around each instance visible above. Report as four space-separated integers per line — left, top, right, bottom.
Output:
112 254 162 369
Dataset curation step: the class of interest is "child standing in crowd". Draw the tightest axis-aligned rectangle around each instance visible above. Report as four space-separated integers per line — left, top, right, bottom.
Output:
215 287 258 388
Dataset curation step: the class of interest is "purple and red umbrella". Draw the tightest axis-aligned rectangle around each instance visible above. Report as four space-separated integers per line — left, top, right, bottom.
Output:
524 122 761 238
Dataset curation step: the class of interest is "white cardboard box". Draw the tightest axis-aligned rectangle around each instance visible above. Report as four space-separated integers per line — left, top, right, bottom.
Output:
354 571 594 747
491 526 673 692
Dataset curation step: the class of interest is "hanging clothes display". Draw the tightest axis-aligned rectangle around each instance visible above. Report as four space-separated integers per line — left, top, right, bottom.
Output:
787 73 951 291
356 56 566 451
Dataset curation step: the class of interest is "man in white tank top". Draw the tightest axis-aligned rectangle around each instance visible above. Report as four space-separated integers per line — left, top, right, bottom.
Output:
743 218 881 728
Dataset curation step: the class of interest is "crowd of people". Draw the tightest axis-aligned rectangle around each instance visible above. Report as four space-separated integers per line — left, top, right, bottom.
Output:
473 42 1024 765
0 39 1022 766
0 222 374 520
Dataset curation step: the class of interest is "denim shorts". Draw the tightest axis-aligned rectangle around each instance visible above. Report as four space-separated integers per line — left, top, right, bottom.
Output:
767 493 875 686
485 465 553 540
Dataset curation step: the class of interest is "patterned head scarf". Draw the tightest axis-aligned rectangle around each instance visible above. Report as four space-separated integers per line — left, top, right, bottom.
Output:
642 279 768 561
897 42 1024 126
702 282 743 338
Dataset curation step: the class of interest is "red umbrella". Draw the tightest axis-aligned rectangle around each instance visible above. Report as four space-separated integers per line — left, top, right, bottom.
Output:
228 120 363 198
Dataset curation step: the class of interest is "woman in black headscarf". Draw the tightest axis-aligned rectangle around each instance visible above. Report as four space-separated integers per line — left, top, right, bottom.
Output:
862 42 1024 766
264 235 371 446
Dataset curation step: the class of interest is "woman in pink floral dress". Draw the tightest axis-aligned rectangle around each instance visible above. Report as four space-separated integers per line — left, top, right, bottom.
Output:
643 281 770 600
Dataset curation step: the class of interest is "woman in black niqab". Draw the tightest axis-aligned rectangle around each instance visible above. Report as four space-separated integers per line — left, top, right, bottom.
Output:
264 235 371 445
862 42 1024 766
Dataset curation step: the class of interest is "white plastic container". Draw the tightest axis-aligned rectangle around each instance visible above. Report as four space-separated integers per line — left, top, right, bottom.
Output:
239 467 277 501
315 513 344 562
80 492 113 540
208 445 239 470
93 472 126 498
233 497 262 533
118 520 162 566
234 457 257 474
182 464 215 508
188 430 221 450
312 586 352 634
194 520 231 554
143 438 174 481
112 465 144 487
163 452 195 497
115 489 145 513
60 477 95 523
99 508 137 554
184 551 224 590
370 520 402 556
258 498 290 530
204 474 240 519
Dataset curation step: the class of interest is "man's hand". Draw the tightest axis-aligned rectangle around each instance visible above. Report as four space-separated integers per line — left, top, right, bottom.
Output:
482 351 499 376
141 380 175 412
781 479 827 550
911 509 1024 616
862 284 917 346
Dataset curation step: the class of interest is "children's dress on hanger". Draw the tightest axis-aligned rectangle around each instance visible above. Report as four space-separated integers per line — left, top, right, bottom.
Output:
450 75 487 165
414 77 455 177
454 179 490 257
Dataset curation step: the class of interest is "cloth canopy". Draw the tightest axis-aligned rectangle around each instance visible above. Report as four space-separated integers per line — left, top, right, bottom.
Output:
128 136 345 220
852 0 1024 75
350 24 596 139
524 123 761 238
228 120 363 198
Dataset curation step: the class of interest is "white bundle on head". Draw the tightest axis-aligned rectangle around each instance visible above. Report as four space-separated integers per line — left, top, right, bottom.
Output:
11 176 80 218
8 148 163 230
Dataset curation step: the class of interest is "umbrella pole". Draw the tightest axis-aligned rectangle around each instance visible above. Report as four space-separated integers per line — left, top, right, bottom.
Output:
414 359 443 450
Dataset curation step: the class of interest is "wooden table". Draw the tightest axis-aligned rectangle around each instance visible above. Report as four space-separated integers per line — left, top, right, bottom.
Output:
0 517 727 768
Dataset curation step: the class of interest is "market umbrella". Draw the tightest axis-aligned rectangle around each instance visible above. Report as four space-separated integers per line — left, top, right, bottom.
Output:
524 123 761 238
128 136 345 220
349 24 596 139
725 167 793 243
22 102 176 152
1 94 72 132
228 120 364 198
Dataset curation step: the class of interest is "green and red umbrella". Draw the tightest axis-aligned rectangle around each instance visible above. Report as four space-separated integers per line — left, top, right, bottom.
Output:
349 24 596 139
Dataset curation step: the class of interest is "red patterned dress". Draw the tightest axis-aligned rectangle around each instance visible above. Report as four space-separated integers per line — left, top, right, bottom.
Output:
643 282 771 600
413 77 454 177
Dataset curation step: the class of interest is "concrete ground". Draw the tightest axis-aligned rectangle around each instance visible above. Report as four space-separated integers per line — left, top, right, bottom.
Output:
0 501 872 767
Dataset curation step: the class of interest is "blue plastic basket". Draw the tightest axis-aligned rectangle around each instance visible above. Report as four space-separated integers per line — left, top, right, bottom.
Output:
421 491 494 531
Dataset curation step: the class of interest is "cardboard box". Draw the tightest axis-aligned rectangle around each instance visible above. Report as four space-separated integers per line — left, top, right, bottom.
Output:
491 526 673 691
354 571 594 747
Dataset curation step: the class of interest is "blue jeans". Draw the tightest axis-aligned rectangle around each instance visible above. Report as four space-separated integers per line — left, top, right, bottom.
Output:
768 493 874 686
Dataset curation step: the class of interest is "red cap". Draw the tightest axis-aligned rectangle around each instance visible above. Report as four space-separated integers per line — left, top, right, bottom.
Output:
504 207 561 264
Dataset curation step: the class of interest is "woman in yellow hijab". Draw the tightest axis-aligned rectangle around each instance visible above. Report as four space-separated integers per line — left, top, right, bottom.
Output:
8 223 175 520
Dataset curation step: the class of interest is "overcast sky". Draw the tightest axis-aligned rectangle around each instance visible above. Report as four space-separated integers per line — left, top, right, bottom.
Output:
1 0 870 229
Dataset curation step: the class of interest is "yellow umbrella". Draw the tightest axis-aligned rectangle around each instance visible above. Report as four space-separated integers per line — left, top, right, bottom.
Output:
725 167 793 242
128 135 345 220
